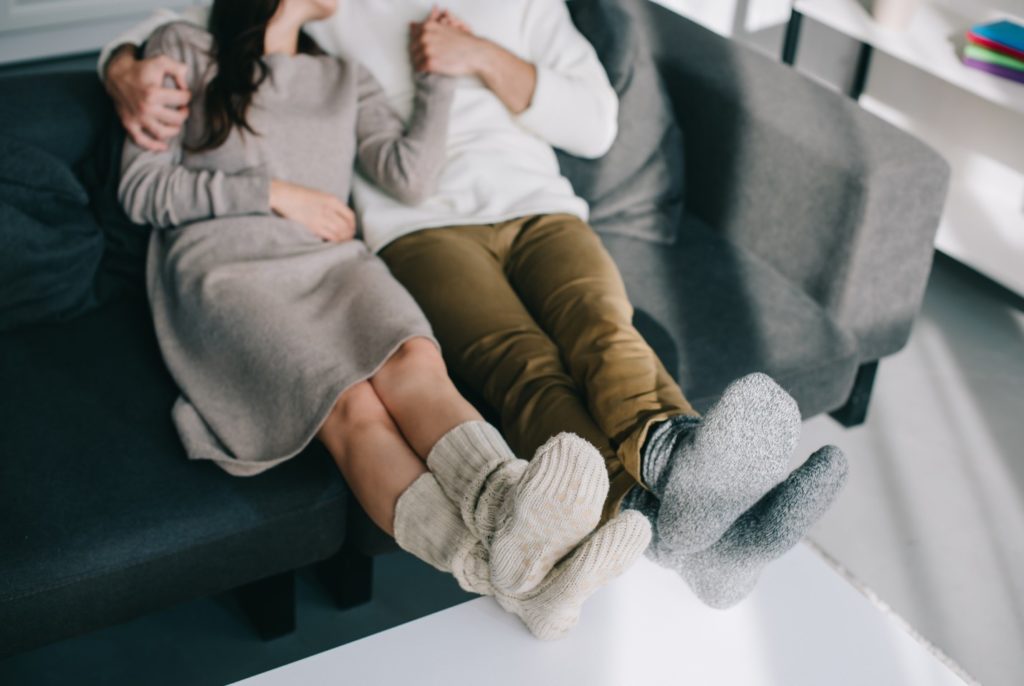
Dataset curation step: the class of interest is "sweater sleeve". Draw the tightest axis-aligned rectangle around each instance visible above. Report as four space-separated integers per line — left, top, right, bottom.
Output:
117 23 271 229
96 5 211 80
513 0 618 159
354 65 455 206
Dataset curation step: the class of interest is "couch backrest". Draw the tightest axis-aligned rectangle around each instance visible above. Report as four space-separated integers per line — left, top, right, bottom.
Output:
0 70 110 169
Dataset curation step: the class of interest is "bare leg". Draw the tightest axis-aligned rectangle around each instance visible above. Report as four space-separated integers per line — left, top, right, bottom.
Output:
316 380 426 536
370 337 482 459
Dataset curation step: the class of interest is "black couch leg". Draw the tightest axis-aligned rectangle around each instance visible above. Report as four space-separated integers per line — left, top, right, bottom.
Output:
236 570 296 640
830 361 879 428
317 544 374 610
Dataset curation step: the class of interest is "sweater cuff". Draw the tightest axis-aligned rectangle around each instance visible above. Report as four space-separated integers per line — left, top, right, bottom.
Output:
515 65 559 136
214 168 271 217
514 65 617 159
414 71 457 100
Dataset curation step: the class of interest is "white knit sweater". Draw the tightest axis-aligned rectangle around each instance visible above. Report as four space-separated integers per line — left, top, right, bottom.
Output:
98 0 618 252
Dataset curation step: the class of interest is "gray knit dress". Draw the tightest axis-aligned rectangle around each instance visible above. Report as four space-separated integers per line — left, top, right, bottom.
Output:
119 22 453 476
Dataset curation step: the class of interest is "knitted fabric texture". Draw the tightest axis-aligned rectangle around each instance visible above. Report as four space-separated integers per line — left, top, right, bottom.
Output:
639 444 848 608
649 373 801 554
495 510 651 640
393 472 652 640
393 473 481 591
640 413 702 491
428 423 608 595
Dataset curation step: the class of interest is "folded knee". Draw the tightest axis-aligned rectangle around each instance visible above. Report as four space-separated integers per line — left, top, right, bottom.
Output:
385 337 447 379
329 381 391 432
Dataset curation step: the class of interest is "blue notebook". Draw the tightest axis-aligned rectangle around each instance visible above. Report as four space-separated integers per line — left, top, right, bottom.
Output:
972 19 1024 53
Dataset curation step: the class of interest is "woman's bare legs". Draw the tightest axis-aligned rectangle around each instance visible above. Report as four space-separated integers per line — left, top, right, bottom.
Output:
317 343 651 642
316 380 426 536
370 337 482 458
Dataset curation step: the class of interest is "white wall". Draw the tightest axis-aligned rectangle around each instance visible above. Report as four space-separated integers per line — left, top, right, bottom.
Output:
0 0 195 65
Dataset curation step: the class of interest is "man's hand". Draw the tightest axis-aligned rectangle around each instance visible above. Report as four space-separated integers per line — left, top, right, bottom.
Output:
269 180 356 243
409 9 487 77
104 44 192 152
436 8 473 35
409 7 536 114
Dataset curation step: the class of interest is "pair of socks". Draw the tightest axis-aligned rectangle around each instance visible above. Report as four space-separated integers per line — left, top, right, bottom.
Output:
627 373 848 608
393 423 651 639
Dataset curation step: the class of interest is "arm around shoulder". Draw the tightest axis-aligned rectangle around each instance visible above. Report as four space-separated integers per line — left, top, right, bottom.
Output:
97 6 210 80
117 23 271 228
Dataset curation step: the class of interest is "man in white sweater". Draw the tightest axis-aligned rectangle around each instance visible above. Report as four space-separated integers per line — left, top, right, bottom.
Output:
100 0 847 611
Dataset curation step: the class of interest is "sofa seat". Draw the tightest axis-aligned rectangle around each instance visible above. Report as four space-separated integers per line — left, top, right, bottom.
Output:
601 214 860 416
0 294 349 655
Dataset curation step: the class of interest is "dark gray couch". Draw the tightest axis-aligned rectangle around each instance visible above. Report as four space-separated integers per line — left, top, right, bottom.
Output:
0 1 949 657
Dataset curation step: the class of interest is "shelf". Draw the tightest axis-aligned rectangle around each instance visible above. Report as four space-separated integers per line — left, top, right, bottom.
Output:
933 185 1024 297
794 0 1024 115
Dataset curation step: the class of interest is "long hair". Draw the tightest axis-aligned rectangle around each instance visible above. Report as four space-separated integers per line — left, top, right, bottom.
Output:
191 0 324 152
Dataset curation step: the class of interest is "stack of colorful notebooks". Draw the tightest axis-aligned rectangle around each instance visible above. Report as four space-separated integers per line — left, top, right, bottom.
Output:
964 19 1024 85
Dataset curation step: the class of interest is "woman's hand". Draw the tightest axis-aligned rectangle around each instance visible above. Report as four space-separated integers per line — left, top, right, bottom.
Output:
269 179 356 243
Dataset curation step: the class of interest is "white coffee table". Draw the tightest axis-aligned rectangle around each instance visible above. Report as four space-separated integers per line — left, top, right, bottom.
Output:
231 543 975 685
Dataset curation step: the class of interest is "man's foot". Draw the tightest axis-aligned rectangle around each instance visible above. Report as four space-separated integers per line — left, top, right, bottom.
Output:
495 510 652 640
644 373 801 553
646 445 849 608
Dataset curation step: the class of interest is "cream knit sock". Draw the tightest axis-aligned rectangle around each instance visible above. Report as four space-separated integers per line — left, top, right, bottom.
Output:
393 473 491 594
495 510 652 640
393 472 651 641
427 423 609 595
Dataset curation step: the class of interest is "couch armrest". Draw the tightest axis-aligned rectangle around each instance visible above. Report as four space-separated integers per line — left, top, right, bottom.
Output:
634 1 950 361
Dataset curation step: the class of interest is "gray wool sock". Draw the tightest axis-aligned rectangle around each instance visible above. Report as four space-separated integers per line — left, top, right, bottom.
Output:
648 444 849 609
651 373 802 554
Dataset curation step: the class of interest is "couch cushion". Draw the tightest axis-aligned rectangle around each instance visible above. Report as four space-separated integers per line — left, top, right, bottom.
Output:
0 136 104 332
0 295 348 656
560 0 685 244
599 215 859 416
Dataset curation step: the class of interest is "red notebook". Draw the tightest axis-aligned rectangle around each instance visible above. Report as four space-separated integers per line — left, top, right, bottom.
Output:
967 29 1024 61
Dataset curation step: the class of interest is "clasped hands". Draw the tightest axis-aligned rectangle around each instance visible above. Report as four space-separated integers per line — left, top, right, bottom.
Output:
408 6 483 77
272 7 481 243
105 7 490 243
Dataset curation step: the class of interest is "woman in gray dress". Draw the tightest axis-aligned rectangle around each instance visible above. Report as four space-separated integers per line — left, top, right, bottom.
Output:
118 0 651 640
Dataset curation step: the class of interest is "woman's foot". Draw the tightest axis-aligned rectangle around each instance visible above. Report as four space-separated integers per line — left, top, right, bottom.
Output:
489 433 609 595
494 509 651 640
395 472 651 641
643 373 801 554
427 423 608 595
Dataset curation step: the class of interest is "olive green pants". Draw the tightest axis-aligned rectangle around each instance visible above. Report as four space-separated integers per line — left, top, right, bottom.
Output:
379 214 696 517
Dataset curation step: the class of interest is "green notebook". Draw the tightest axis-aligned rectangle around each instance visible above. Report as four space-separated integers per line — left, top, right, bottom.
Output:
965 43 1024 72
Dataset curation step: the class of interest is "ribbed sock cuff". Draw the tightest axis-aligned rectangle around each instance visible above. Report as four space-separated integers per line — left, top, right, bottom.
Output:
640 414 701 495
426 421 517 534
394 473 475 574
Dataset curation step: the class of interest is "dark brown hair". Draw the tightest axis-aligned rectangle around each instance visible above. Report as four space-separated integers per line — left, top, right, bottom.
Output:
191 0 324 152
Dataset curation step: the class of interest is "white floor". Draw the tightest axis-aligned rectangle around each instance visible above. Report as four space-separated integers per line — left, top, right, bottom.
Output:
799 256 1024 686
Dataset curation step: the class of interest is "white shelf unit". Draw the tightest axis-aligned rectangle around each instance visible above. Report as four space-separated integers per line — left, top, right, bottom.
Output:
791 0 1024 296
795 0 1024 114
